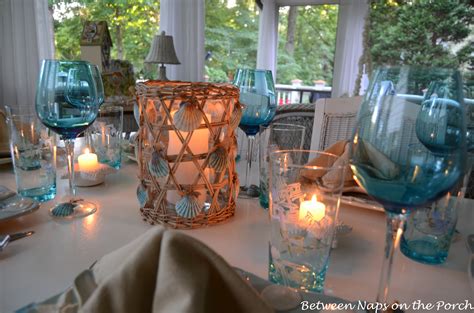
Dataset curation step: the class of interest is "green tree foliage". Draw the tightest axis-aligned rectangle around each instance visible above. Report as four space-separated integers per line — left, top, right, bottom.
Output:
50 0 159 75
205 0 259 82
369 0 473 69
277 5 338 85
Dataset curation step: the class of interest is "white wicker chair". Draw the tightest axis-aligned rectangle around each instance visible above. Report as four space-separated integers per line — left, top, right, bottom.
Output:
310 96 362 151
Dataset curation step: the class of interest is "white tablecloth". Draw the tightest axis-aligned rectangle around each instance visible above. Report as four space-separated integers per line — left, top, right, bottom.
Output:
0 162 473 312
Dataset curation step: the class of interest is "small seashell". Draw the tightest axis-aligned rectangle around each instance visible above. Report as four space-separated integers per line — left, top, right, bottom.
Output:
175 193 203 218
148 151 169 177
208 146 228 172
174 101 203 132
229 102 243 130
51 202 76 217
137 182 148 208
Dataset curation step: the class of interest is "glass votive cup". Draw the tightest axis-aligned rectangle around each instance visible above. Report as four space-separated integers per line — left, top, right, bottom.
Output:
401 189 459 265
259 123 306 209
268 149 345 293
90 105 123 169
6 111 57 201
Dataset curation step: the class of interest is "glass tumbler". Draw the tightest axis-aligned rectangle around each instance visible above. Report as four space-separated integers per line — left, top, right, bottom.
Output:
268 149 345 292
90 105 123 169
7 111 57 201
259 123 306 209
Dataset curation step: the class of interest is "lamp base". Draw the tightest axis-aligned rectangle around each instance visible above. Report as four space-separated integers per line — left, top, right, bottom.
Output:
158 64 168 81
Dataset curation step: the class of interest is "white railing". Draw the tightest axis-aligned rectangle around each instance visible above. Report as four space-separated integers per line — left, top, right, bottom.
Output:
275 84 332 105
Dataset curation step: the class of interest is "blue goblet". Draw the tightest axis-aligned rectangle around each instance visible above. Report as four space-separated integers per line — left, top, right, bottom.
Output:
233 68 276 197
36 60 101 218
350 66 466 303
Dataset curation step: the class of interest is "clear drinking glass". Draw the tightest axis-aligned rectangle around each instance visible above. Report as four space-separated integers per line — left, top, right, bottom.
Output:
90 105 123 169
350 66 466 303
6 109 57 202
268 149 345 293
233 69 277 197
35 60 101 218
259 123 306 209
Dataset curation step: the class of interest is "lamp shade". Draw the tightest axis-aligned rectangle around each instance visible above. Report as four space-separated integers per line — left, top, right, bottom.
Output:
145 31 181 65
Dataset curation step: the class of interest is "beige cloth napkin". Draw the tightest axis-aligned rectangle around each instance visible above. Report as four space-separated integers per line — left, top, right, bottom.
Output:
20 227 273 313
300 140 356 189
300 139 400 190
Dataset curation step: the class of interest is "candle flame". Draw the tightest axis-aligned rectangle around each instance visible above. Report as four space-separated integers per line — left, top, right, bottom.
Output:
84 148 90 154
311 195 317 203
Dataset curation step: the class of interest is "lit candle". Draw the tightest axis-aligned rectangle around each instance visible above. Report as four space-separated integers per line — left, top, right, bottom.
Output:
299 195 325 223
78 148 99 172
167 111 211 204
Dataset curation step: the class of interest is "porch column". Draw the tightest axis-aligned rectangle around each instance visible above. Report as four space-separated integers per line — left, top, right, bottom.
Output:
331 0 368 98
256 0 278 81
0 0 54 114
159 0 205 82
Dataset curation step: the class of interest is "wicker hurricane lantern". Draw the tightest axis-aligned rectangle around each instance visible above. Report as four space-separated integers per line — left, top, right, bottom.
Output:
135 81 242 229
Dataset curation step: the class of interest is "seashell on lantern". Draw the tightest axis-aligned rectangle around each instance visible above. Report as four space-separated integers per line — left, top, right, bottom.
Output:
173 101 203 132
208 146 228 172
229 102 243 130
148 151 169 178
136 81 240 229
137 182 148 208
175 192 203 218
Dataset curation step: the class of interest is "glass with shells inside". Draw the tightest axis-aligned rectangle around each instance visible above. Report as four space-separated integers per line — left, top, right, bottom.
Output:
135 81 241 228
268 150 346 293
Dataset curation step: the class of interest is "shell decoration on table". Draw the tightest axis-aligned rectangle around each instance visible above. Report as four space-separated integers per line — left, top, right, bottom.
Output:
137 182 148 208
229 102 243 130
51 202 77 217
208 145 228 172
148 150 169 178
173 100 203 132
175 191 203 219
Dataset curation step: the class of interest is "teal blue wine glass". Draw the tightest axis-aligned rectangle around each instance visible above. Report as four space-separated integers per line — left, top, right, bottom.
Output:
36 60 100 218
350 66 466 303
233 68 276 197
85 64 105 150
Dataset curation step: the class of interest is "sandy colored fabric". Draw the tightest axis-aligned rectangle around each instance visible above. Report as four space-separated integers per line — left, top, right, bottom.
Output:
300 140 353 188
358 140 400 179
19 227 273 313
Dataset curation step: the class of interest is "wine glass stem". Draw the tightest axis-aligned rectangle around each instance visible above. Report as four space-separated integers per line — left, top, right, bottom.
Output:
244 135 256 189
85 129 92 151
64 139 76 197
376 211 407 304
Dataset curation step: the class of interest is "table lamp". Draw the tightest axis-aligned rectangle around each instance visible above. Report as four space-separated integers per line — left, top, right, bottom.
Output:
145 31 180 81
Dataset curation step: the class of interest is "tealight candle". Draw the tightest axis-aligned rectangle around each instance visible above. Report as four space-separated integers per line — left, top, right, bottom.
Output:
299 195 325 223
78 148 99 172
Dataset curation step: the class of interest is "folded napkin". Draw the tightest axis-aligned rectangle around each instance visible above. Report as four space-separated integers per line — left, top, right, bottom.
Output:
300 140 357 189
300 139 400 191
18 227 273 313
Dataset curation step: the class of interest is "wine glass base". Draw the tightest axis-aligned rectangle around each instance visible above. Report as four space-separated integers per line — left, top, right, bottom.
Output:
260 285 302 311
49 199 97 219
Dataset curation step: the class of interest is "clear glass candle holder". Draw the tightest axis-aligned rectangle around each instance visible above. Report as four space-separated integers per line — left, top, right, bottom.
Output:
268 149 345 293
